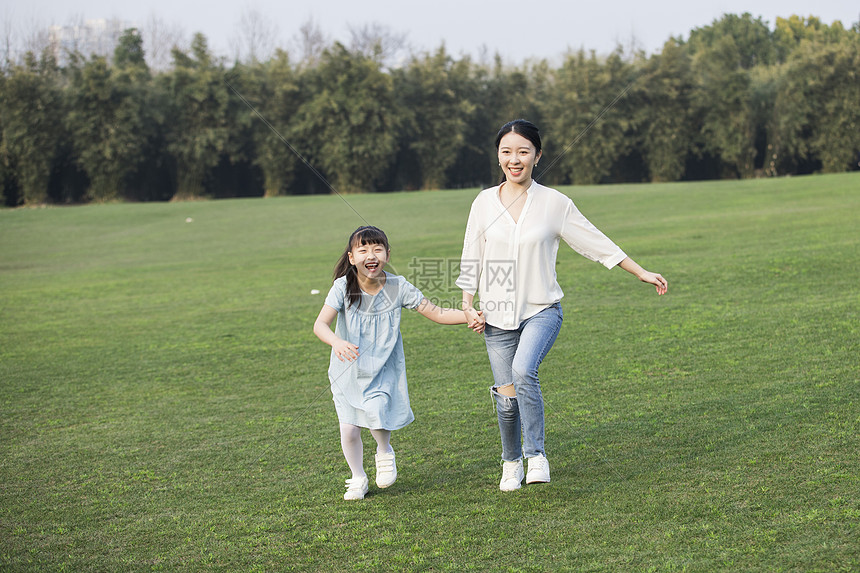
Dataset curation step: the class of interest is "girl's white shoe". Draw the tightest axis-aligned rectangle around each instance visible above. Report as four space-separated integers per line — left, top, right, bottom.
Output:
343 476 369 500
375 451 397 488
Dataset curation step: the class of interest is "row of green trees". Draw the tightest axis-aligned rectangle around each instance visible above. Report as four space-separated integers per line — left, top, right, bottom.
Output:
1 13 858 205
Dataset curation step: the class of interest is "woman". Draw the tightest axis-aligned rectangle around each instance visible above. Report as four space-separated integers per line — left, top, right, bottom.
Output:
457 119 667 492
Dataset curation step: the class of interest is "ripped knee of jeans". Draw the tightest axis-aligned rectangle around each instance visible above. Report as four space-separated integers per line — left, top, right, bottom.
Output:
493 384 516 398
489 384 517 413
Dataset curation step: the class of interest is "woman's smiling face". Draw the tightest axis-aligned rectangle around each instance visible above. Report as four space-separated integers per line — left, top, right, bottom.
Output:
498 131 541 185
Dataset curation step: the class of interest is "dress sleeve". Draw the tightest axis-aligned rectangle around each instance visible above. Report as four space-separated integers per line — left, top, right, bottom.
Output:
560 198 627 269
324 278 346 312
455 198 484 294
398 277 425 310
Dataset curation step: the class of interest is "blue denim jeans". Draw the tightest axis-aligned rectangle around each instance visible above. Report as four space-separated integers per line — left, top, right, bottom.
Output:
484 302 563 461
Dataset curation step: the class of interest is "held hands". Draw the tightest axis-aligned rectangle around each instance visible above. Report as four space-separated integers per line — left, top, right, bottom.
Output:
332 339 359 362
465 307 485 334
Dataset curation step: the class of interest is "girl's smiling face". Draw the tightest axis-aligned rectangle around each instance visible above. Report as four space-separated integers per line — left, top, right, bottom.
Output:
498 131 541 185
348 241 389 281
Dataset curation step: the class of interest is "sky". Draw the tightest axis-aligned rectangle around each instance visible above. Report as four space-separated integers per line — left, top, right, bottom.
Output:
6 0 859 63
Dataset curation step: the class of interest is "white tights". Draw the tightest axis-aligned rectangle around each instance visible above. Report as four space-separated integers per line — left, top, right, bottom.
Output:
339 423 393 479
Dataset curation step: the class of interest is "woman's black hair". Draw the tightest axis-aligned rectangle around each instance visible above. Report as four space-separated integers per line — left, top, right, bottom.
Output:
495 119 542 183
333 226 390 309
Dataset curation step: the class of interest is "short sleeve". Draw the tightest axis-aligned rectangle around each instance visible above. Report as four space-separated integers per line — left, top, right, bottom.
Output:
397 277 424 310
324 278 346 312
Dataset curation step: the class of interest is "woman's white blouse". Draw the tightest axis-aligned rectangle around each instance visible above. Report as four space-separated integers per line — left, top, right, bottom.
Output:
456 182 627 330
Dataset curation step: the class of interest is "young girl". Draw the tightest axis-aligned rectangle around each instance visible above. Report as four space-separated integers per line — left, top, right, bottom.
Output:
314 226 478 500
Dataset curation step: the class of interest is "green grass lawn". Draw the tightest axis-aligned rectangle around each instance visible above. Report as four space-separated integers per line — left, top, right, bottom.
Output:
1 173 857 572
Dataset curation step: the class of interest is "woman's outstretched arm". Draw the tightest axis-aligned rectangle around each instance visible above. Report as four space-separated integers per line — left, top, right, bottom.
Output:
617 257 668 295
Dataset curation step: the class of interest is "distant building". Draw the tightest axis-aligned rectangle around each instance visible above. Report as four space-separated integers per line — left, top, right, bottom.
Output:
48 18 130 63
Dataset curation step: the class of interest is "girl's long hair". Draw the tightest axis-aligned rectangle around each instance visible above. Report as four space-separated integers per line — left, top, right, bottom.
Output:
333 226 390 309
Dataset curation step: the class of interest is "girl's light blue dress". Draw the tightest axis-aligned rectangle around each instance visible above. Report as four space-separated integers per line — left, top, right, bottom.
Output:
324 272 424 431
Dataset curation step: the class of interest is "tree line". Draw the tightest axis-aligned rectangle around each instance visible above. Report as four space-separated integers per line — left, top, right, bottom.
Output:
1 13 858 206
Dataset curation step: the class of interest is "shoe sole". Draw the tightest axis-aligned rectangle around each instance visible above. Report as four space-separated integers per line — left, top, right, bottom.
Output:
376 475 396 488
344 488 368 500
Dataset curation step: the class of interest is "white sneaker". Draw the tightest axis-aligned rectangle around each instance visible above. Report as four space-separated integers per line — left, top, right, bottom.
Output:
375 451 397 488
499 459 524 491
343 476 369 500
526 454 550 484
